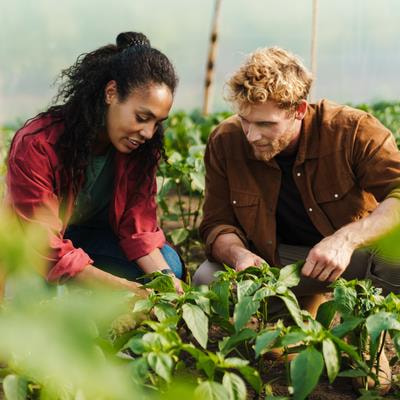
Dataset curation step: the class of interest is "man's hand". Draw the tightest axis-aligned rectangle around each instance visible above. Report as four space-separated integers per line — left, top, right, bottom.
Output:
211 233 266 272
302 235 356 282
234 248 266 272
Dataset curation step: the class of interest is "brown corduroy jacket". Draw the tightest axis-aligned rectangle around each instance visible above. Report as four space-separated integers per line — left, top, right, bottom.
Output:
199 100 400 265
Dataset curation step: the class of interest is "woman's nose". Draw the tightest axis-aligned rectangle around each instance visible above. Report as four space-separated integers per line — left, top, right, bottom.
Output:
139 125 155 140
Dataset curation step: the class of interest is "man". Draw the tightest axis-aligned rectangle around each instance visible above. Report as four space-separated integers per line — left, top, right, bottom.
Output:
194 46 400 391
194 46 400 303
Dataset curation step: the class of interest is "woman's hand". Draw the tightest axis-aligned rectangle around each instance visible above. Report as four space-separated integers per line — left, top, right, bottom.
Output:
172 276 184 295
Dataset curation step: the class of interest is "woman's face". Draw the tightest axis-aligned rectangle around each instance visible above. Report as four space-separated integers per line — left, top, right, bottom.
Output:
103 81 173 154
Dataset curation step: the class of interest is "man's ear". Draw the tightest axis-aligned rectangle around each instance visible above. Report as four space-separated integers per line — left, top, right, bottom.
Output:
295 100 308 120
104 80 118 105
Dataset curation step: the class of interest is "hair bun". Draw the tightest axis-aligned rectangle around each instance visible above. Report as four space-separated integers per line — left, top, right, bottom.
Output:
116 32 151 50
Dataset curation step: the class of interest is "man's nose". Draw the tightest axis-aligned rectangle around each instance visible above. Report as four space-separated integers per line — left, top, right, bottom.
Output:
246 125 261 143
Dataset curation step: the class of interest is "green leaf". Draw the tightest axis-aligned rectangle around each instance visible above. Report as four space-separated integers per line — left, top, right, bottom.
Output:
144 275 175 292
222 357 249 368
190 171 205 191
193 294 211 315
181 343 213 378
238 366 262 394
195 381 230 400
278 261 303 287
328 334 362 363
160 292 180 302
197 354 216 380
211 281 230 319
366 311 400 343
170 228 189 245
129 358 149 382
220 328 257 355
3 375 28 400
132 298 153 313
331 316 364 338
168 151 183 163
182 303 208 348
333 285 358 315
154 303 178 322
322 338 340 383
252 287 274 301
233 296 260 332
338 368 368 378
254 329 281 357
280 331 308 347
127 337 147 354
316 300 337 328
277 294 303 328
222 372 247 400
291 346 324 400
237 280 261 302
237 266 262 278
147 352 174 382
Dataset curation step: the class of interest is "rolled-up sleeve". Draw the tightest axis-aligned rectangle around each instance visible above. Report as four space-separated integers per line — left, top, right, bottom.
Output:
199 131 248 259
118 176 166 260
352 114 400 201
7 136 93 282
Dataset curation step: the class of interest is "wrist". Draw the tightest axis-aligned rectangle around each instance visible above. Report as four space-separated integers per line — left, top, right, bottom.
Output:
230 245 251 265
158 268 175 277
330 229 359 251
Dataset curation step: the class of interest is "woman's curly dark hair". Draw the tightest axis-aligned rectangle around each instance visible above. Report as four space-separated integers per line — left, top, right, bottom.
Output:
17 32 178 196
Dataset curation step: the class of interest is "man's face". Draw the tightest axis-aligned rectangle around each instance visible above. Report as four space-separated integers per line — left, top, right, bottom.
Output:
238 100 303 161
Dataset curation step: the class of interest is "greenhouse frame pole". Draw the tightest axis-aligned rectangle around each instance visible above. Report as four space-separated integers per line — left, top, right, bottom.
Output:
310 0 319 102
203 0 222 115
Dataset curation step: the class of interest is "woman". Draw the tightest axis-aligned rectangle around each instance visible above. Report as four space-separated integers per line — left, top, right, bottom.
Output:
6 32 184 294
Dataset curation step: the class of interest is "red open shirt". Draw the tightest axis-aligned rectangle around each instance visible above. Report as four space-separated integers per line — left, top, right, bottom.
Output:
6 117 165 282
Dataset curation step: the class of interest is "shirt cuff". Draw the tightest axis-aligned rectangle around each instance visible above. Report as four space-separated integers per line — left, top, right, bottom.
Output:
47 248 93 282
119 229 166 261
205 224 248 260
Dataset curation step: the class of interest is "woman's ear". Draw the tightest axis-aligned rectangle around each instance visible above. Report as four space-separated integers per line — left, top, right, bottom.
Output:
104 80 118 104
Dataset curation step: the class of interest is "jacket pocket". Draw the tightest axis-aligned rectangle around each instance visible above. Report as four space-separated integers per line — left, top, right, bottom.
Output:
230 189 260 236
313 174 355 204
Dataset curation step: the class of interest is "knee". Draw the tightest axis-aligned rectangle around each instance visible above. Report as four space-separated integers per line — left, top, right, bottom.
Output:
160 245 184 279
367 256 400 296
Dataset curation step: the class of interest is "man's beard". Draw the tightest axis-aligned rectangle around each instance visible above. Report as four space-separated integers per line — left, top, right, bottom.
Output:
251 130 294 162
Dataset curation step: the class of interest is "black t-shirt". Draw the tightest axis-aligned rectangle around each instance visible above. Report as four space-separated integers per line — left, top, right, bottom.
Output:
275 154 323 246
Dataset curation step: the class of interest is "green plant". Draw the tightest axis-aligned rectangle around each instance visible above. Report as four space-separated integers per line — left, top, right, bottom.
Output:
316 278 400 394
355 101 400 145
157 146 205 267
0 126 15 200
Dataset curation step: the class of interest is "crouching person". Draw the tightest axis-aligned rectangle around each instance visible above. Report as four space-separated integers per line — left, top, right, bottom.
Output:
193 46 400 393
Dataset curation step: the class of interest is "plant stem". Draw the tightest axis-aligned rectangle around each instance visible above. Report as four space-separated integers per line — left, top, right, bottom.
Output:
192 193 204 230
176 181 188 229
374 331 387 387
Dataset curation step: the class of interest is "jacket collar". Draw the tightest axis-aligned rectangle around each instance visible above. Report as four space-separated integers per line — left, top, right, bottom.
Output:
295 102 321 164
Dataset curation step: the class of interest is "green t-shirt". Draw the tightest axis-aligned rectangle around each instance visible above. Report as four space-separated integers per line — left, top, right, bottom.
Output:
70 147 115 226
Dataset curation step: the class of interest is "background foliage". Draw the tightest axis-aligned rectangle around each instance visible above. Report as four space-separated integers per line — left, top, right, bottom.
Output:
1 102 400 398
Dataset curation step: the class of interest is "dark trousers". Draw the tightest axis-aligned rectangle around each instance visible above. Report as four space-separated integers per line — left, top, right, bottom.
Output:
64 225 184 281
